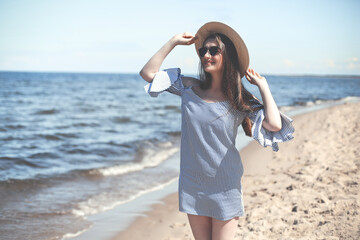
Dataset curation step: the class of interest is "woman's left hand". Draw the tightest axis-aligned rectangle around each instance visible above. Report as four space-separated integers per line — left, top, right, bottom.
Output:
245 68 267 87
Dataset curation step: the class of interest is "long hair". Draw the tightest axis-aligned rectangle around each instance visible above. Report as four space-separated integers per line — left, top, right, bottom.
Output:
198 33 263 137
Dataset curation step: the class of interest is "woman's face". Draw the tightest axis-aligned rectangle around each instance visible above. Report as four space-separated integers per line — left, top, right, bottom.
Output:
201 38 224 74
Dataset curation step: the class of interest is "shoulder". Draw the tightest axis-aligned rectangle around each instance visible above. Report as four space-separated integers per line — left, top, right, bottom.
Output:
181 76 201 88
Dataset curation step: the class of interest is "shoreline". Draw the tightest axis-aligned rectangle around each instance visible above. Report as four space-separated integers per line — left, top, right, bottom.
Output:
111 102 360 240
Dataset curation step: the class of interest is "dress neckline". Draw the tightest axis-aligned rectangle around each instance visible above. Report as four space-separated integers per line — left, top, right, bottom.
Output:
189 86 229 104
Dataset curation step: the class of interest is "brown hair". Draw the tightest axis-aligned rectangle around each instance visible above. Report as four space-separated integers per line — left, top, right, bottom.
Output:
198 33 263 137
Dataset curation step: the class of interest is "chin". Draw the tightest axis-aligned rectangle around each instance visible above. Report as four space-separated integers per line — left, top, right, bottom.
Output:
204 66 221 73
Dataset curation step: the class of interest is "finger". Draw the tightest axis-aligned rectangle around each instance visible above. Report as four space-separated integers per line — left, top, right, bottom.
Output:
247 70 254 77
255 72 260 78
187 36 198 44
183 32 194 38
245 73 252 81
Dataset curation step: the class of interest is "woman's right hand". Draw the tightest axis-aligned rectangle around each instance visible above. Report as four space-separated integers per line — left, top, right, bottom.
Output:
171 32 197 46
140 32 197 83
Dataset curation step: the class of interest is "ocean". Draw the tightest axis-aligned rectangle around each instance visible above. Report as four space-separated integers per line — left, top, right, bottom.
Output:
0 71 359 240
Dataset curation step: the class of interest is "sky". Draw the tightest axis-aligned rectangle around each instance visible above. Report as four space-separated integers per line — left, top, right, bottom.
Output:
0 0 359 75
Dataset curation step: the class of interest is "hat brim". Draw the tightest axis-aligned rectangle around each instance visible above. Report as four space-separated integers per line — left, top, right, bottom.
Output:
195 22 249 78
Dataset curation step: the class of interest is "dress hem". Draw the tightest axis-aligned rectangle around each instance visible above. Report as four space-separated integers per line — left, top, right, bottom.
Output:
178 208 245 221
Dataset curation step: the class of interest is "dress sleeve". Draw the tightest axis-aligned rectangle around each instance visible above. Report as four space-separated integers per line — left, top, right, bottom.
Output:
143 68 185 97
247 98 294 152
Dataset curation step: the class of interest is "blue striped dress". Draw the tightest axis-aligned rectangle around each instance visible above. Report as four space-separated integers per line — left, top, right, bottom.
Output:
144 68 294 221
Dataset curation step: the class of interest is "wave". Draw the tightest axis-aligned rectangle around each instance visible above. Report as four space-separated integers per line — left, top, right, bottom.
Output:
57 133 79 138
167 131 181 137
92 142 179 176
0 137 180 183
37 134 62 141
0 176 51 198
66 148 90 154
4 124 25 130
28 152 60 159
61 227 93 240
331 96 360 103
78 107 98 113
0 157 41 169
71 177 177 217
34 109 59 115
71 122 100 127
1 136 25 141
279 96 360 112
164 105 181 112
36 132 80 141
112 116 132 124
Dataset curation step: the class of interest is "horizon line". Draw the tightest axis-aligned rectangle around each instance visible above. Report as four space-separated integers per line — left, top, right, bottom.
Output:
0 70 360 78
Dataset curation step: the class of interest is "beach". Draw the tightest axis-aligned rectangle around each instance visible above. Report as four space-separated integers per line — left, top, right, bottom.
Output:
112 102 360 240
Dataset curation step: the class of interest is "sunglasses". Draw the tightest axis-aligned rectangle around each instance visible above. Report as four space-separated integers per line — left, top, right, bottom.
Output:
198 46 221 57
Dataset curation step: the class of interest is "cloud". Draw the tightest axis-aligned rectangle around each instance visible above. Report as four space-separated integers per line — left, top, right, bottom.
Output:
326 57 360 70
346 57 360 69
283 59 294 67
327 59 336 68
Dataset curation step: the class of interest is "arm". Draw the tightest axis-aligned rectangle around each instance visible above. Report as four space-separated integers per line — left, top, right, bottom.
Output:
245 68 282 132
139 32 197 83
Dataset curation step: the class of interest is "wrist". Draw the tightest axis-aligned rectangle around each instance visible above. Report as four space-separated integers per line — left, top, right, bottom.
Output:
257 80 269 90
169 36 179 47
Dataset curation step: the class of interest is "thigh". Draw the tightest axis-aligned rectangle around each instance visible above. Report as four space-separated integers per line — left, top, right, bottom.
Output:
211 217 239 240
187 214 212 240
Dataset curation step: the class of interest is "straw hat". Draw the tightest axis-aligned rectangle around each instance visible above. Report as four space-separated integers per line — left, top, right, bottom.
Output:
195 21 249 78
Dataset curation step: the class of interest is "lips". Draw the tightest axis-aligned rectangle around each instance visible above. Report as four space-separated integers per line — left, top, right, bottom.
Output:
204 61 215 66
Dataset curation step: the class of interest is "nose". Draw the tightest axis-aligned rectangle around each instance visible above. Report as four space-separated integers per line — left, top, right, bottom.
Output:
204 50 211 58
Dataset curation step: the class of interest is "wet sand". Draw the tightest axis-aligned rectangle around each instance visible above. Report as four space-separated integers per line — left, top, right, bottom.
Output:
112 102 360 240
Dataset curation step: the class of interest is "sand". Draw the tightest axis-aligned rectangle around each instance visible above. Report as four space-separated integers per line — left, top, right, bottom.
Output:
112 102 360 240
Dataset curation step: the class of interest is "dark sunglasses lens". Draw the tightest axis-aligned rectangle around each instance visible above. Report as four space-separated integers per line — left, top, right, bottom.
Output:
199 47 220 57
209 47 219 56
199 47 207 57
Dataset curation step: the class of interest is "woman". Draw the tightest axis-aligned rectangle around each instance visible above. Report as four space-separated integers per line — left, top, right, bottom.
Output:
140 22 294 240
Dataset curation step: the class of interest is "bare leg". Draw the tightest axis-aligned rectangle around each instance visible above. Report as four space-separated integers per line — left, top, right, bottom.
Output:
211 217 239 240
187 214 212 240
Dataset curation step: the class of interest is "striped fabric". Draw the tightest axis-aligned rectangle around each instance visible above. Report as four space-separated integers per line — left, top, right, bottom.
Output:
247 99 295 152
144 68 184 97
144 68 295 220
